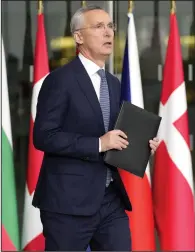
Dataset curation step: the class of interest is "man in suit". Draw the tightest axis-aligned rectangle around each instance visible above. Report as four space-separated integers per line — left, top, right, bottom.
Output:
32 5 159 251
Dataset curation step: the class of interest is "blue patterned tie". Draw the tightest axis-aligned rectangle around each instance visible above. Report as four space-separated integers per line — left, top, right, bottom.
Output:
97 69 112 187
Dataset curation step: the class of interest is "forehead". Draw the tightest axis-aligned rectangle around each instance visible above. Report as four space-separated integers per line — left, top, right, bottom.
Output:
83 9 112 24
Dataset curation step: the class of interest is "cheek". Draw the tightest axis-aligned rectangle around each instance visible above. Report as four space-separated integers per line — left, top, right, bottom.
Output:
89 37 102 48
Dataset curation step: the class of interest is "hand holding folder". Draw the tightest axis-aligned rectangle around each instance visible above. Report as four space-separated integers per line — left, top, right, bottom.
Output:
104 101 162 178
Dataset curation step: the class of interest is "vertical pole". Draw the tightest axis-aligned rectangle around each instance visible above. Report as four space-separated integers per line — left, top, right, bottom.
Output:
108 1 114 74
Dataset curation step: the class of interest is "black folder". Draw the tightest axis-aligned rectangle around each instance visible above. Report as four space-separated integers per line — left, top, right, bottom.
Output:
104 101 162 178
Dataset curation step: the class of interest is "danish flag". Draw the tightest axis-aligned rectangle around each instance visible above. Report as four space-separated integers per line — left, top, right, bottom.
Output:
152 12 195 251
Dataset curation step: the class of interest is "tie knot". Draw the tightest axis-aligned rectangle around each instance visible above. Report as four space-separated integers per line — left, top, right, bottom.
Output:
97 69 106 78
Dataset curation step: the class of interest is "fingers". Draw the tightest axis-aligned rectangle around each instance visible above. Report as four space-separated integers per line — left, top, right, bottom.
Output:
118 141 128 149
149 139 159 146
112 136 129 150
109 131 160 153
114 142 127 150
149 140 158 147
114 144 123 150
115 130 128 139
149 137 159 155
150 143 157 150
118 137 129 146
108 130 129 150
151 149 155 155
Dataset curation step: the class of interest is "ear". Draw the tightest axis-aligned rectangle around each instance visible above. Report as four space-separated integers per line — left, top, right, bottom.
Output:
73 31 83 45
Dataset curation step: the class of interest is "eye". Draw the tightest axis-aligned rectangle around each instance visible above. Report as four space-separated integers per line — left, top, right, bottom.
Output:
108 23 116 30
96 24 103 29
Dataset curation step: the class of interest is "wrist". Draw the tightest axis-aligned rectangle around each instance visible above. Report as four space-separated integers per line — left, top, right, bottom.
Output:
99 137 107 152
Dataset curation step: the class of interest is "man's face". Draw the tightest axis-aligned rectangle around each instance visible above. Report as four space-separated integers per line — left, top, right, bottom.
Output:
75 9 115 57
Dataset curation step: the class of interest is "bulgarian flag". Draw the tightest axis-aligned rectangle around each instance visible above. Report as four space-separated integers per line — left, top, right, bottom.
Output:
2 39 20 250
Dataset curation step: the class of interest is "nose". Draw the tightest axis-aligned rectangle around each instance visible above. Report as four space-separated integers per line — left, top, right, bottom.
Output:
103 26 112 37
104 31 111 37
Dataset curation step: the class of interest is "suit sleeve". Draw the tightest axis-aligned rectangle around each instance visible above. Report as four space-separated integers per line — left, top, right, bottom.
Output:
33 73 100 161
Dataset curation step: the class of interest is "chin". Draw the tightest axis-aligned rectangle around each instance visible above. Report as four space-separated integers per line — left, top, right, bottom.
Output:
102 50 113 56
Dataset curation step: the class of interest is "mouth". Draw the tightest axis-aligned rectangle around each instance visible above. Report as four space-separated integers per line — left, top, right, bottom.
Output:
103 42 112 46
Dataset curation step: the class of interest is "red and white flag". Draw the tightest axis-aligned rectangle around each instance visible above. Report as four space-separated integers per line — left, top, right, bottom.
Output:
22 6 49 250
152 12 195 251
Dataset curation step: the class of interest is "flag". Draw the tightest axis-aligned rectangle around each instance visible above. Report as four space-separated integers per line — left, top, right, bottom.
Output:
119 12 155 250
2 39 20 251
152 12 195 251
22 6 49 250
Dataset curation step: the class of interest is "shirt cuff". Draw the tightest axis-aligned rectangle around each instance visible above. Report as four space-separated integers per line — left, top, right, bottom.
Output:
99 138 101 152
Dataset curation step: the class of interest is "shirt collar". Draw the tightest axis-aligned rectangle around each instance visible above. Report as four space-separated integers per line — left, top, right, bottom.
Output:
78 53 105 77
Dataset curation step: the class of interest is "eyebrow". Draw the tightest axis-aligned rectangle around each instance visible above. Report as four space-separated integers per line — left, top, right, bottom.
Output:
94 21 113 25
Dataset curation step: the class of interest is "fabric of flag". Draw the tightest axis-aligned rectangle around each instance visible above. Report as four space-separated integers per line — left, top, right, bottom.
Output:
152 12 195 251
2 39 20 251
119 12 155 250
21 9 49 251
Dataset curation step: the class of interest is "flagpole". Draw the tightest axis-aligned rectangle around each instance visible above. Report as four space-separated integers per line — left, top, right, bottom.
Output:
171 0 176 14
108 1 114 74
128 0 134 13
82 1 86 7
38 0 43 14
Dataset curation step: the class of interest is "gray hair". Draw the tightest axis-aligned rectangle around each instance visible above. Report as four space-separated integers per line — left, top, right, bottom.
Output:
70 5 104 34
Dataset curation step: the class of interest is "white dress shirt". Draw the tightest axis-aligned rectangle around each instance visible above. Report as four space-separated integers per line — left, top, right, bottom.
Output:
78 53 104 100
78 53 105 152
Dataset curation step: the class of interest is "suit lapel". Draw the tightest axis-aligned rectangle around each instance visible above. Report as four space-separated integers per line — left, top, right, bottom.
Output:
73 57 118 133
74 57 105 132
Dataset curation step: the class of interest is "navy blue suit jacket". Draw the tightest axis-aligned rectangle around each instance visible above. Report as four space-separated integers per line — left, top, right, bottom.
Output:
32 56 132 215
